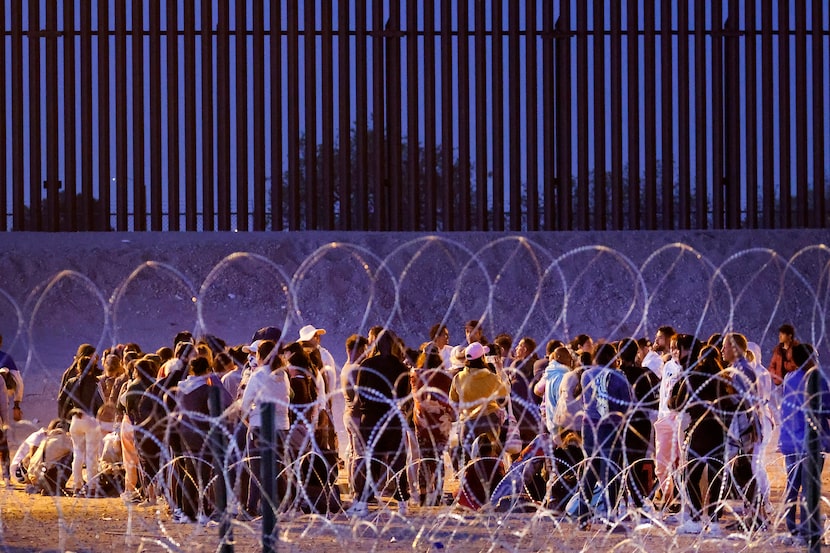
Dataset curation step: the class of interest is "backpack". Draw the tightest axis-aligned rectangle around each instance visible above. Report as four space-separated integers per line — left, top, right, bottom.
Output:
35 452 73 496
0 368 15 392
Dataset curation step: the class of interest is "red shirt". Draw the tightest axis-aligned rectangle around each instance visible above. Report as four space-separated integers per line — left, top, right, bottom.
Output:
768 341 799 386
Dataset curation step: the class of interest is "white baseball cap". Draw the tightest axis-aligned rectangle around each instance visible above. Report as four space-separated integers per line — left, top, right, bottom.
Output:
242 339 265 354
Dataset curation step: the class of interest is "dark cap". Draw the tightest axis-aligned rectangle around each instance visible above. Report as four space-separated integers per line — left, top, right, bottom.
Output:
252 326 281 343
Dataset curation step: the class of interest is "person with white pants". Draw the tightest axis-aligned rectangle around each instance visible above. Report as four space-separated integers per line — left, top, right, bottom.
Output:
57 353 104 496
69 412 102 495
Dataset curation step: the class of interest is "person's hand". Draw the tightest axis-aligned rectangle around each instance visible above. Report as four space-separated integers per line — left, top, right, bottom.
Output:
13 403 22 421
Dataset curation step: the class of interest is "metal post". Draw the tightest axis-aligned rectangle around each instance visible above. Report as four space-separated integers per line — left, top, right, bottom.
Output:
209 385 233 553
261 402 276 552
804 366 822 553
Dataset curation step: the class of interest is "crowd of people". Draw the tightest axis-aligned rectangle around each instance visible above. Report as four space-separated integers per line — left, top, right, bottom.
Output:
0 321 826 543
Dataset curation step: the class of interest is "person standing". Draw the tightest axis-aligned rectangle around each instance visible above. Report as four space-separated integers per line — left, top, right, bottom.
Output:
0 334 23 423
171 356 232 523
59 355 105 496
576 343 634 530
298 324 338 399
349 330 412 516
449 342 509 466
673 345 732 535
429 324 453 370
652 326 683 512
238 340 290 517
410 342 456 506
721 332 767 531
779 343 830 540
768 324 799 387
768 323 799 426
618 337 660 512
341 334 369 499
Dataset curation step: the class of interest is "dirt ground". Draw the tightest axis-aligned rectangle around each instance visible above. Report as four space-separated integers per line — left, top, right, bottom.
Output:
0 446 825 553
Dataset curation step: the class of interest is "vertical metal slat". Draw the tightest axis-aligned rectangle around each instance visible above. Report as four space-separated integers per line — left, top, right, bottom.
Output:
475 0 489 230
761 0 775 227
508 0 521 230
304 0 318 229
794 0 808 227
677 0 691 229
694 0 708 228
216 0 231 230
354 0 368 230
236 1 249 231
626 0 640 229
492 0 505 230
542 0 555 230
62 1 78 230
386 0 402 230
252 1 266 231
28 0 43 230
320 0 335 230
423 0 437 230
0 2 5 230
710 0 725 229
593 0 607 230
611 0 625 229
576 0 589 230
80 0 95 231
778 0 791 228
115 0 128 231
201 0 215 231
148 0 162 230
441 0 454 230
371 0 384 230
45 0 61 231
269 0 283 230
337 0 350 230
812 0 826 227
525 0 538 231
404 0 419 229
457 0 472 230
643 0 657 230
724 0 742 229
660 0 674 228
132 0 146 231
98 0 111 230
166 0 181 230
744 0 759 228
183 1 197 230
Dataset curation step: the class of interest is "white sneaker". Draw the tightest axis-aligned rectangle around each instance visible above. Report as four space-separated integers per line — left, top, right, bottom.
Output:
171 508 193 524
196 514 211 525
706 522 723 537
346 501 369 517
676 519 704 535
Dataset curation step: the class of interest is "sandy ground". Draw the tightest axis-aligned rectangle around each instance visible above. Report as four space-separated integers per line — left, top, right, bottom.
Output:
0 426 825 553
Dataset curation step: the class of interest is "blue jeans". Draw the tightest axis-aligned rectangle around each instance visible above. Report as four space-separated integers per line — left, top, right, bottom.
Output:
577 420 623 524
783 452 825 535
